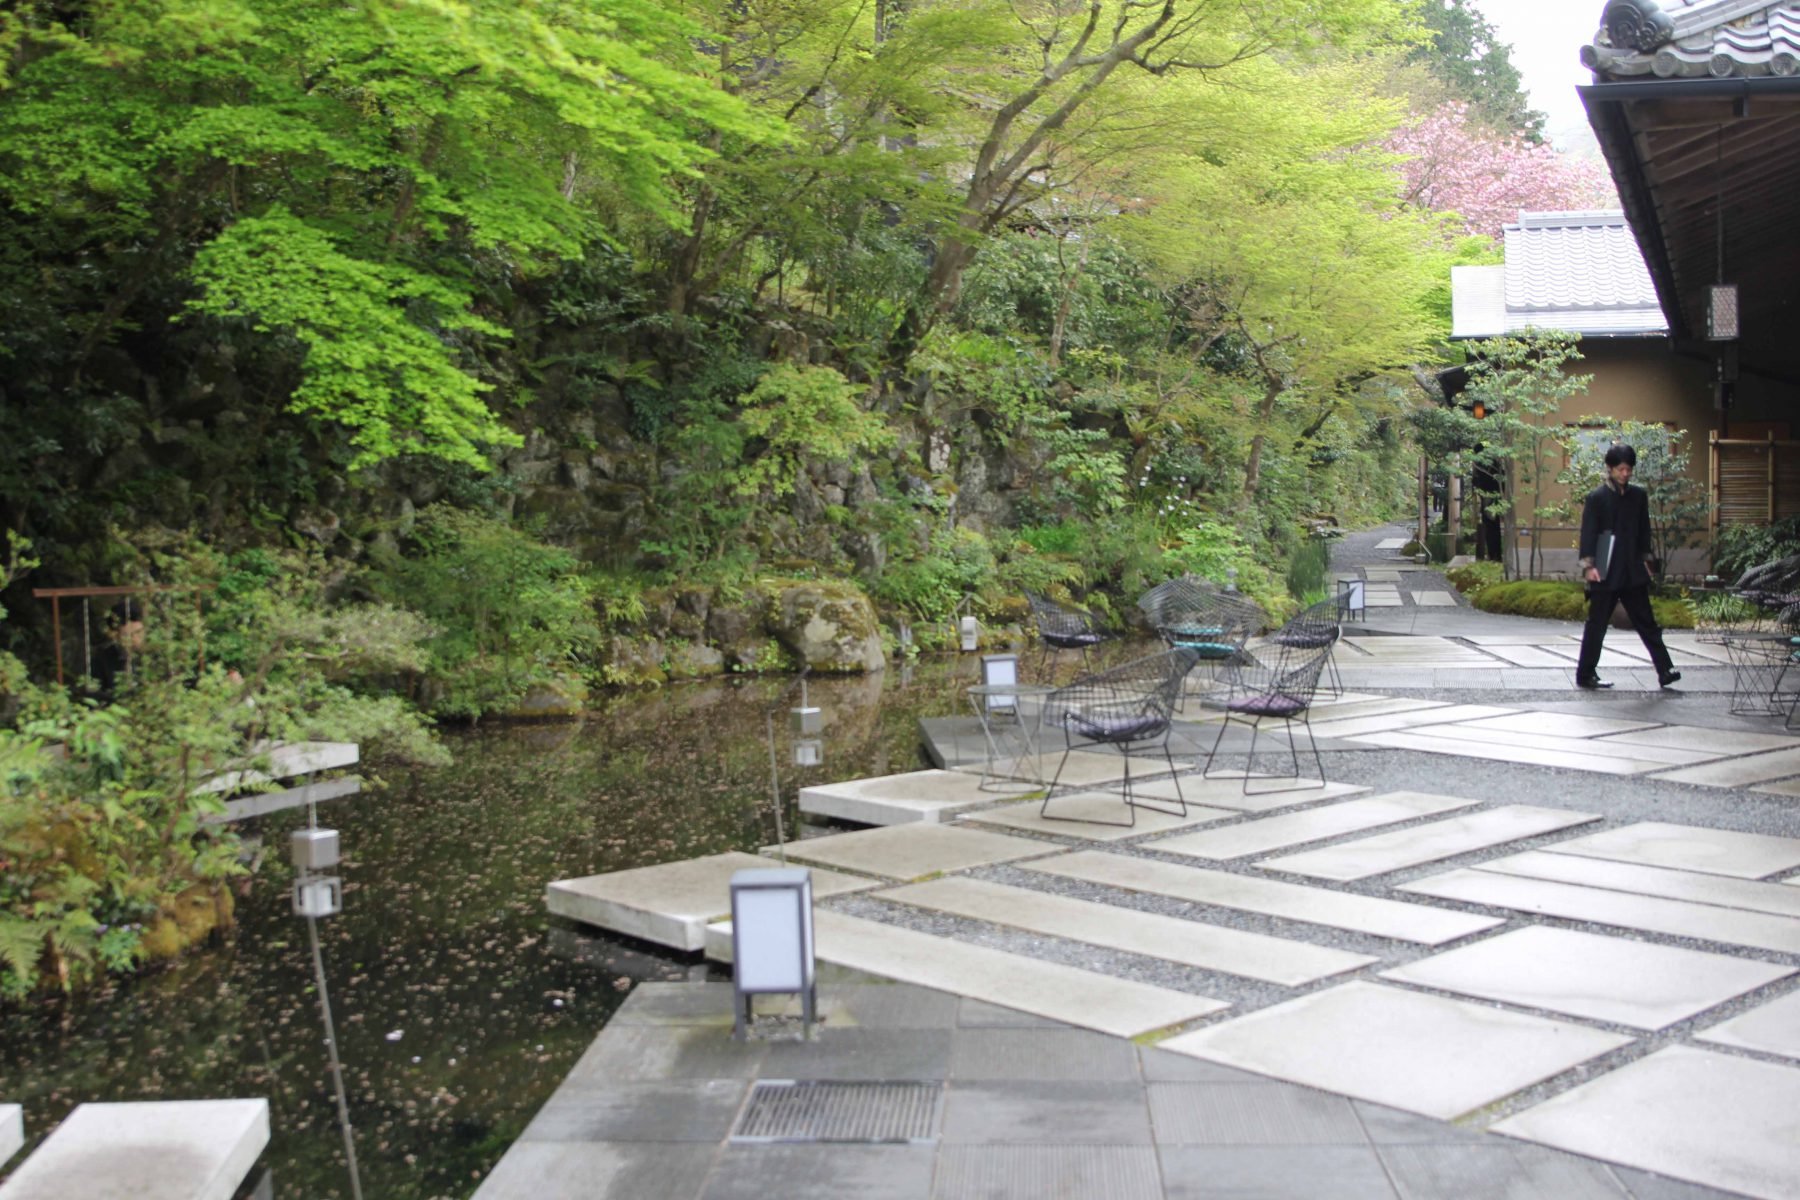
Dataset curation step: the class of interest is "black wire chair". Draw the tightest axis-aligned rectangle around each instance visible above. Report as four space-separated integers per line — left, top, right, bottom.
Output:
1200 632 1332 795
1038 647 1199 827
1139 581 1264 709
1266 597 1344 700
1025 591 1112 678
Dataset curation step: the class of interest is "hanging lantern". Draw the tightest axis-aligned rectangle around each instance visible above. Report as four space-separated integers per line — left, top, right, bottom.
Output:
792 738 823 767
1708 284 1739 340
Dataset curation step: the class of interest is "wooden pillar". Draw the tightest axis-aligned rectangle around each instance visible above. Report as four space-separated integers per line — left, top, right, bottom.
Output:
1447 475 1462 555
1417 455 1429 547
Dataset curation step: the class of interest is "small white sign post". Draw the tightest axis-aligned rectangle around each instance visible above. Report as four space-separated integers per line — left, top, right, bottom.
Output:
1337 578 1366 622
730 868 817 1040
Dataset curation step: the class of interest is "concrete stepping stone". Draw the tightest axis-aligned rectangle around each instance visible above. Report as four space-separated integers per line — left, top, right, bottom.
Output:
1479 850 1800 919
1398 723 1720 766
1345 731 1653 775
1340 638 1493 663
1022 851 1500 945
1749 776 1800 798
1696 989 1800 1061
1378 925 1792 1030
766 824 1057 882
1374 539 1407 550
0 1100 268 1200
1145 792 1480 861
1478 644 1588 668
1257 805 1600 882
960 794 1238 840
1398 868 1800 955
1306 705 1517 739
1119 775 1370 814
1651 746 1800 789
798 769 1002 826
1491 1046 1800 1200
0 1106 18 1167
547 852 874 951
1460 712 1663 738
1300 696 1446 721
1159 982 1630 1121
1411 593 1457 607
705 910 1227 1038
1543 822 1800 879
875 876 1375 986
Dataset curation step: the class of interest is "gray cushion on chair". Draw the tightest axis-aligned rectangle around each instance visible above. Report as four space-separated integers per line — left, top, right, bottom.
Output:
1228 692 1306 718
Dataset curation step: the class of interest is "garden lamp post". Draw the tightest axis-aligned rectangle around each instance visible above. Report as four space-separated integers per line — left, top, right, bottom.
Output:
292 823 364 1200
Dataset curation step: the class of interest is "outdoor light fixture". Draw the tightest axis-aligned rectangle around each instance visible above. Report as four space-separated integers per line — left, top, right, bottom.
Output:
1708 284 1739 340
289 816 365 1199
291 828 340 870
792 738 823 767
959 614 980 651
729 867 817 1040
292 875 343 918
1337 578 1366 622
790 691 823 767
980 653 1019 714
1472 400 1486 420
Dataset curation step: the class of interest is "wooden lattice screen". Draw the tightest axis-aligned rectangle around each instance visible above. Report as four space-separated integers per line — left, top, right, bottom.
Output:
1710 433 1800 531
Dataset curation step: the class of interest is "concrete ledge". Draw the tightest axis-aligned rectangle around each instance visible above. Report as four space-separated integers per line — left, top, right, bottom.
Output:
798 770 999 826
547 853 876 951
0 1099 267 1200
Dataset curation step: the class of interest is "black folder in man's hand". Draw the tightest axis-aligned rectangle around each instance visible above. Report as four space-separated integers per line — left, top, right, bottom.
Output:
1594 531 1615 579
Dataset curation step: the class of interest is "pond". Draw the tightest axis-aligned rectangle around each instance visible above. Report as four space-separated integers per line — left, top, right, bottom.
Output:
0 655 1001 1198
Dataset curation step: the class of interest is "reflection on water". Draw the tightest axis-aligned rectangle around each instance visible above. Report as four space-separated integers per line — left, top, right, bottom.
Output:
0 660 979 1198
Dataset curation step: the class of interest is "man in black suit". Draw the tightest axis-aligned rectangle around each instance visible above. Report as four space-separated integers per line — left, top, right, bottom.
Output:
1575 444 1680 690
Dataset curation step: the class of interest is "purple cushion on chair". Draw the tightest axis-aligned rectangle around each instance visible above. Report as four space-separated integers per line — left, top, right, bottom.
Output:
1068 713 1167 742
1228 693 1306 718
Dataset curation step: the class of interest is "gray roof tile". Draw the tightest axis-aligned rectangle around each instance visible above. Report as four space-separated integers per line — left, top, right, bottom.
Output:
1584 2 1800 78
1449 211 1668 339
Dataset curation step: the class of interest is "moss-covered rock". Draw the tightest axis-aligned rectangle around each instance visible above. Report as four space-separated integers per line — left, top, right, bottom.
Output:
507 674 590 719
767 581 885 673
664 640 726 680
140 883 233 963
599 634 668 686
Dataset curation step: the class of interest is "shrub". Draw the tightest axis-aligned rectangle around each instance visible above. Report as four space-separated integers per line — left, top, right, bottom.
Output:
1712 517 1800 582
873 527 997 624
368 506 599 719
1445 561 1503 597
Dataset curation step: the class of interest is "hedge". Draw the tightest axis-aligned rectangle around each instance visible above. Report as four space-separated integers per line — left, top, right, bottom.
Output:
1470 581 1695 629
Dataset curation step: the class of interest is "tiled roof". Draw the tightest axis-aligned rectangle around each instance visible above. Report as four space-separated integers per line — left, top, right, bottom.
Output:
1450 211 1669 338
1583 1 1800 78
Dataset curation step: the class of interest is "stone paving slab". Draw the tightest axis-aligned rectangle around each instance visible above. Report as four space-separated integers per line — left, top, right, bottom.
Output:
764 823 1057 881
934 1145 1161 1199
1543 822 1800 880
547 852 875 951
1159 982 1631 1122
1345 730 1653 775
471 1141 722 1200
1412 593 1457 607
1477 644 1585 668
0 1100 269 1200
1143 792 1481 861
1023 851 1502 945
1397 723 1721 766
1460 712 1664 738
1695 988 1800 1061
1398 868 1800 955
1652 746 1800 788
1119 775 1370 814
797 769 1000 826
1255 805 1601 882
1491 1045 1800 1200
1146 1082 1367 1145
706 910 1228 1038
1340 638 1496 664
961 793 1239 840
1377 925 1792 1030
1305 705 1517 739
1594 725 1800 755
1479 850 1800 919
0 1106 18 1168
876 876 1375 986
1749 776 1800 797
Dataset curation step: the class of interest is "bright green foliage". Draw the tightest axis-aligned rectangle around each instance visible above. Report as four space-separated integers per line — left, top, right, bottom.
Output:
1472 580 1695 628
873 527 997 624
1713 517 1800 582
732 365 893 497
368 506 600 719
1550 418 1708 583
1409 0 1544 139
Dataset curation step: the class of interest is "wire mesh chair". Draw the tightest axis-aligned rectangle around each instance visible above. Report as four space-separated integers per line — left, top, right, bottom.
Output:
1199 632 1332 795
1266 598 1344 700
1038 647 1199 827
1140 582 1264 710
1025 591 1112 678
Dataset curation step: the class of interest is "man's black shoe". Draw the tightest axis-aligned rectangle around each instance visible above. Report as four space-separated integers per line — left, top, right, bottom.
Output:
1576 676 1614 690
1659 669 1682 688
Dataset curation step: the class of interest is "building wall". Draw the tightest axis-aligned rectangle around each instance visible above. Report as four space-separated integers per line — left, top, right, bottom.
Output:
1501 339 1714 576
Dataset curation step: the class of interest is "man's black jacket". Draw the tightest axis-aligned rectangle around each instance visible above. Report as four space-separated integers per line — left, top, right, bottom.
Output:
1578 481 1654 590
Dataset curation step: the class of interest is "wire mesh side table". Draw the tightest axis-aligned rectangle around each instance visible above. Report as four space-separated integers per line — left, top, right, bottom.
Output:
1718 631 1798 717
966 682 1056 792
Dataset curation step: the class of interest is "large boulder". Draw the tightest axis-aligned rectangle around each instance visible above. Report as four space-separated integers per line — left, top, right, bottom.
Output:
767 581 885 673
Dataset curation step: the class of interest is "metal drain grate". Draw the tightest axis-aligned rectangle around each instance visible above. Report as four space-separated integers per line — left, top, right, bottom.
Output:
730 1080 942 1144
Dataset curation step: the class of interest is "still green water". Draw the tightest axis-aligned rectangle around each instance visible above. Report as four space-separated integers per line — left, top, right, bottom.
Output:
0 660 976 1198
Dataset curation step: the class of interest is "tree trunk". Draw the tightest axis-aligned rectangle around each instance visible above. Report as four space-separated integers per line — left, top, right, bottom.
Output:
1242 380 1282 498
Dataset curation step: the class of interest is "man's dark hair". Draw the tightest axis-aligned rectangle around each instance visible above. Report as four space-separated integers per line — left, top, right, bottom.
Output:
1604 444 1637 469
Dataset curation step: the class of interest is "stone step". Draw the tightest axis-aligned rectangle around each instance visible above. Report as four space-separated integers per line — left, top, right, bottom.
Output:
875 876 1374 986
1395 723 1720 766
1398 868 1800 955
1345 730 1652 775
0 1100 268 1200
764 823 1057 882
1304 704 1516 739
705 910 1226 1039
547 852 875 951
1542 822 1800 880
1145 792 1480 861
1255 805 1601 882
1651 746 1800 789
797 769 1000 826
1020 850 1501 945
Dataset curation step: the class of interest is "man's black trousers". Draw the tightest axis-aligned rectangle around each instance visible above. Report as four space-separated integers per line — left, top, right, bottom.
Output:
1577 584 1674 681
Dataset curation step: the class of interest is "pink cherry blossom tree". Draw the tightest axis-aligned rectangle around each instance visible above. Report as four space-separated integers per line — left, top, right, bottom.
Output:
1385 101 1617 240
